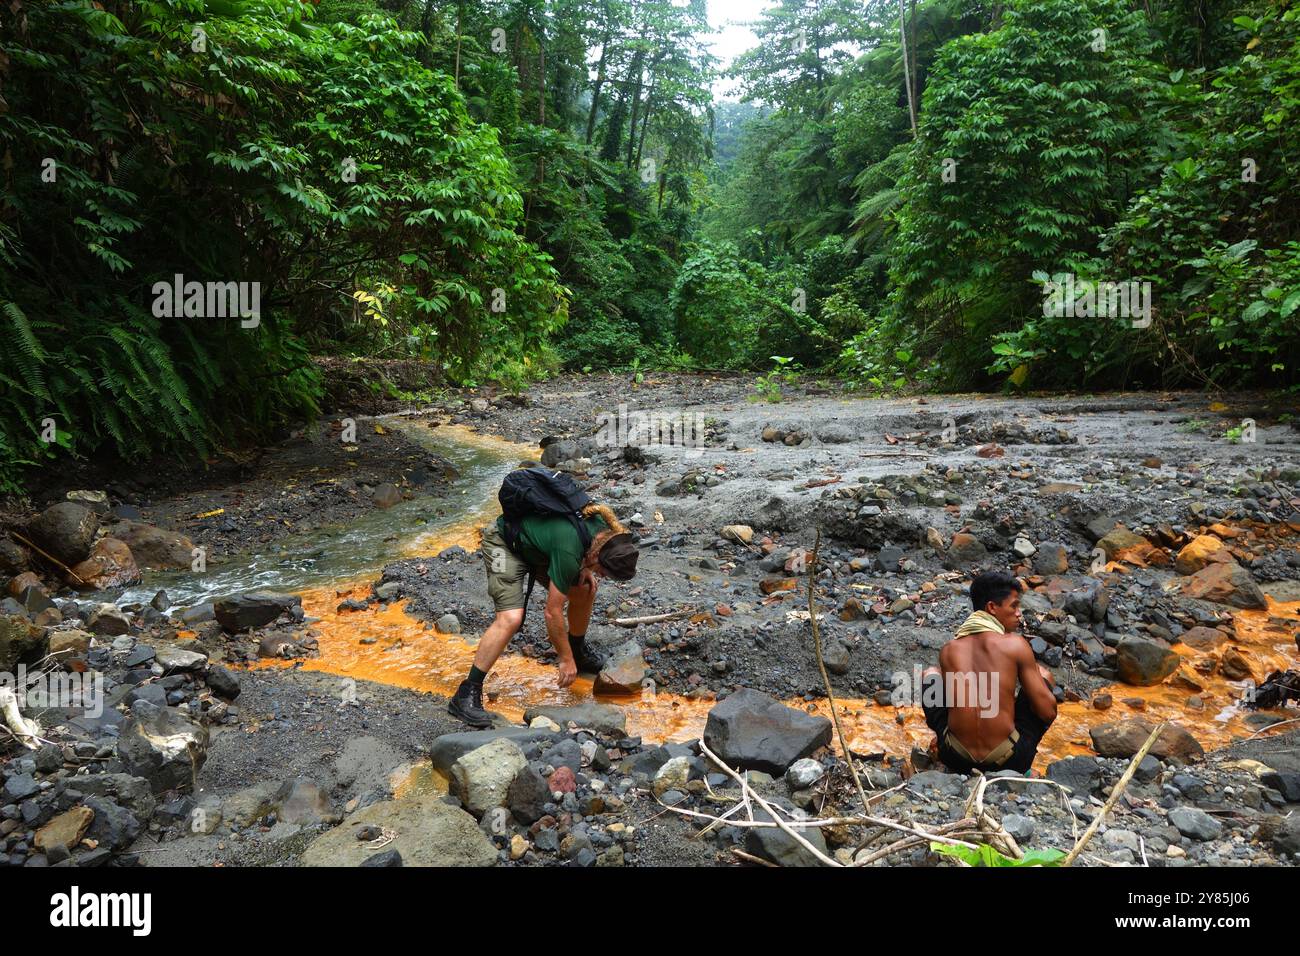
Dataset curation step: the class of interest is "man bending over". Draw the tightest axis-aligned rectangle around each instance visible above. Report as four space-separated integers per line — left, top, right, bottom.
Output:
921 571 1057 774
448 500 638 728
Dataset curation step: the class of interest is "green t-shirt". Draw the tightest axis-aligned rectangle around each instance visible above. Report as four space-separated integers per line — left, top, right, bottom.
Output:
497 513 607 594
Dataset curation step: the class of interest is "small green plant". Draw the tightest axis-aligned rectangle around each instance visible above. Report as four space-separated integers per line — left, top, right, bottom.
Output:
1223 424 1245 443
1177 419 1209 433
930 842 1066 867
751 356 800 403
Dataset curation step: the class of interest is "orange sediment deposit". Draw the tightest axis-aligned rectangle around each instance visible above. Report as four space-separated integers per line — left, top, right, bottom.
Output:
254 458 1298 773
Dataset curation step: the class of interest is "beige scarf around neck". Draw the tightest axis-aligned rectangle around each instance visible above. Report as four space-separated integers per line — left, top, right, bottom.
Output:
954 610 1006 637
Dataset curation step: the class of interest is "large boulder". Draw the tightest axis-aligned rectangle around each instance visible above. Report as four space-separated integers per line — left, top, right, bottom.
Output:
27 502 99 565
448 737 527 817
300 795 496 867
69 537 141 591
1115 635 1181 686
1180 562 1268 610
944 532 988 569
703 688 832 775
116 702 209 793
1089 718 1204 762
593 642 648 695
0 612 48 672
1097 527 1154 562
110 520 195 570
214 591 301 632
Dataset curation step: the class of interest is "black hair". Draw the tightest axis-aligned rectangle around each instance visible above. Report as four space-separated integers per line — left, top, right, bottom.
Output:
970 571 1022 611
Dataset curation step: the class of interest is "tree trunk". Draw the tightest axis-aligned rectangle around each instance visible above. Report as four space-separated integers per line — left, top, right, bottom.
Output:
585 35 610 145
900 0 918 136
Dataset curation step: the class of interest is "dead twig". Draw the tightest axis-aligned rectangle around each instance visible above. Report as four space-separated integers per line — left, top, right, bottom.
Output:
807 530 870 813
612 609 696 628
1246 716 1300 740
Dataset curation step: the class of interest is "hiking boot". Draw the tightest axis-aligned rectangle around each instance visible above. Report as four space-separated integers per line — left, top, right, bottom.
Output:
570 638 606 676
448 679 495 729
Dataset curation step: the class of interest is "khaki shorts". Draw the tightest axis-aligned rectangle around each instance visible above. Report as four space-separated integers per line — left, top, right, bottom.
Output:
481 523 545 612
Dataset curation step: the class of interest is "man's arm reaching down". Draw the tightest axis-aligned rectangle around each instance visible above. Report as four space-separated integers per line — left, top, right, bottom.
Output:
1014 639 1057 722
544 582 577 688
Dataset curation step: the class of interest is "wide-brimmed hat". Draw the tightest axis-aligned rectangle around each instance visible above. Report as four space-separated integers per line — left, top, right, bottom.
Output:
597 532 639 580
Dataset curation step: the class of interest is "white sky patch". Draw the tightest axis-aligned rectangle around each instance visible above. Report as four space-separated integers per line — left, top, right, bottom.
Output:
704 0 771 99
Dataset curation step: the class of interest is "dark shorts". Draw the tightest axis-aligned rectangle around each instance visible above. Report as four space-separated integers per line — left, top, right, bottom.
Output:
921 675 1055 775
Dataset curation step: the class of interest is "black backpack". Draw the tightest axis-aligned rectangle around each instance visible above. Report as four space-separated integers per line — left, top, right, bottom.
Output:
498 468 594 619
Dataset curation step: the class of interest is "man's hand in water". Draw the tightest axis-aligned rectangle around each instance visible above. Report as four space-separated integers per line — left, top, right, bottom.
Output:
557 654 577 689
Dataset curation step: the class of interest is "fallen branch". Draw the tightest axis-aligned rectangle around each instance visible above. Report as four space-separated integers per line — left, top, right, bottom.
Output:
0 687 43 750
612 609 696 628
807 530 869 813
1246 716 1300 740
1063 720 1166 867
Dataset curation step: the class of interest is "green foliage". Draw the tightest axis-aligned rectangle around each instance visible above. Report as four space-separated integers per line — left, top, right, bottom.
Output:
0 0 562 489
930 842 1067 867
751 356 801 403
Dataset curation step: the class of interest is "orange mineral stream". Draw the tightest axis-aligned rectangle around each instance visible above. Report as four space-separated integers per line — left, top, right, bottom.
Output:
272 530 1300 772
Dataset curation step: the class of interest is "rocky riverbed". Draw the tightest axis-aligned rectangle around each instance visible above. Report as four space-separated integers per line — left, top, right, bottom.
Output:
1 373 1298 867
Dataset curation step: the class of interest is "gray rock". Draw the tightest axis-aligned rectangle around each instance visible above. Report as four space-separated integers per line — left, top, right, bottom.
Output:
1001 813 1035 843
213 591 300 632
116 703 208 793
703 688 832 775
3 773 39 802
652 756 692 798
154 645 208 673
205 665 241 700
1273 815 1300 856
821 639 851 675
785 758 824 790
1045 757 1102 795
1262 771 1300 803
744 802 828 867
1116 635 1180 686
436 613 462 634
1168 806 1223 841
82 796 140 850
506 766 549 824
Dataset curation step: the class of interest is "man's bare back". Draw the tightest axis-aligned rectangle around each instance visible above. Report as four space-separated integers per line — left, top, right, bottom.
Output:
939 631 1057 761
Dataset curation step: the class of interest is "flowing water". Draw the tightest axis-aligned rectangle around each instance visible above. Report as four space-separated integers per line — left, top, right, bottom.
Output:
120 416 1299 769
